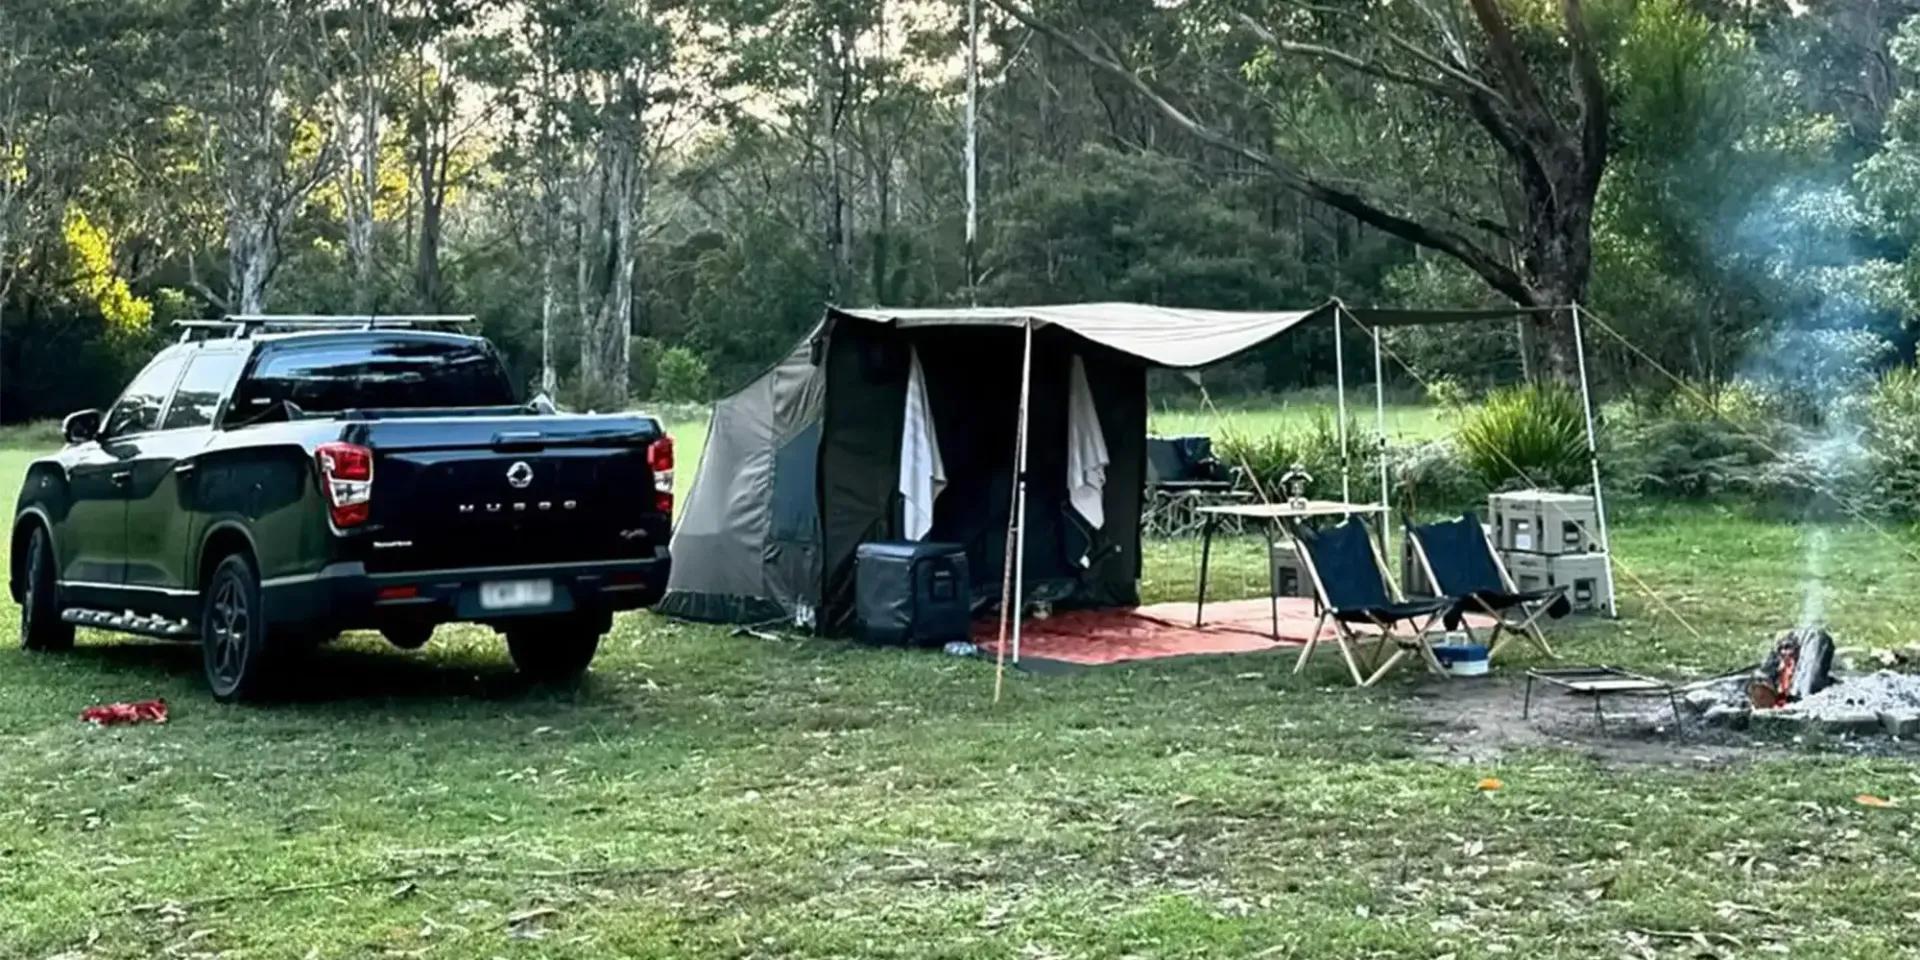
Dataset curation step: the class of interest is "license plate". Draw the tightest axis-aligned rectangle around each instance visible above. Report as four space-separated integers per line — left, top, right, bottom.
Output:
479 578 554 610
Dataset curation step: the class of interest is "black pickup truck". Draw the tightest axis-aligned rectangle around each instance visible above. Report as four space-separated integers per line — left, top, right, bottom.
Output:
8 317 674 700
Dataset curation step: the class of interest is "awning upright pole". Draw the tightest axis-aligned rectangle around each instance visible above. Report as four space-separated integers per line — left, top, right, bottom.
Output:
1010 320 1034 663
993 320 1036 699
1570 303 1618 618
1371 320 1390 553
1334 306 1351 504
963 0 979 305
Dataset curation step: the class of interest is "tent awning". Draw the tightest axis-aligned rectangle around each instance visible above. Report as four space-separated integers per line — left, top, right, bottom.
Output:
829 302 1332 369
829 301 1562 367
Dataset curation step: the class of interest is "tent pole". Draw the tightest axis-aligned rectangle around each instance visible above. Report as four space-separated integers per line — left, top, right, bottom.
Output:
1334 305 1351 504
993 320 1036 698
963 0 979 305
1371 320 1390 556
1570 303 1618 618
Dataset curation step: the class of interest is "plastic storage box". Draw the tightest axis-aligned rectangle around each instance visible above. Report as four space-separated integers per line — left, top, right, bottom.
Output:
1269 540 1315 599
1489 490 1599 555
1503 550 1613 615
854 541 972 645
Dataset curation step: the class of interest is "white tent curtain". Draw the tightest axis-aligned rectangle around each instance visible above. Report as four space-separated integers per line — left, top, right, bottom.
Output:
1066 354 1109 533
898 347 946 540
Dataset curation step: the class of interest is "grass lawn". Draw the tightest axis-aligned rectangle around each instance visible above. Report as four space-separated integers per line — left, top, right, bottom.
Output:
6 434 1920 958
1149 396 1452 444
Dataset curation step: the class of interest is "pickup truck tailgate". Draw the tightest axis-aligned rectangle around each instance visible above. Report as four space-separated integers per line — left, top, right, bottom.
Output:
352 418 669 572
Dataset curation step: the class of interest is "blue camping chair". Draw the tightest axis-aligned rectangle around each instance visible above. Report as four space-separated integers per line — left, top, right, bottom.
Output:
1405 513 1569 660
1292 517 1456 687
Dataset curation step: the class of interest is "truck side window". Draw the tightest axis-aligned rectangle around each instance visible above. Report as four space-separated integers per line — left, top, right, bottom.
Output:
102 355 187 439
163 353 246 430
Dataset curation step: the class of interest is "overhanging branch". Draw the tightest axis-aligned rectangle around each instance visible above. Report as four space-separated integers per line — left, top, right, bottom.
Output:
987 0 1533 302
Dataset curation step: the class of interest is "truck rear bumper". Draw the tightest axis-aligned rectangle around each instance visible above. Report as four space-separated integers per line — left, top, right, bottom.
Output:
260 555 670 630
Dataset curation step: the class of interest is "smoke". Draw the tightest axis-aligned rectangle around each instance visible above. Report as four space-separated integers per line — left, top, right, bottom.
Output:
1799 526 1829 629
1728 180 1902 629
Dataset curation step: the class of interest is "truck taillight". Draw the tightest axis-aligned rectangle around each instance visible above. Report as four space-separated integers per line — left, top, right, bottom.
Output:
315 441 374 529
648 435 674 516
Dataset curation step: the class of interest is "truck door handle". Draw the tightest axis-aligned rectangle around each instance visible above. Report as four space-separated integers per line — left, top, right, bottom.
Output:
173 462 196 476
111 470 132 486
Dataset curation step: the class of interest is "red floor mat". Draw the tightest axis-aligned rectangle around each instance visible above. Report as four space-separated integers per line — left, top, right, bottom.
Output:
973 597 1493 667
973 597 1319 666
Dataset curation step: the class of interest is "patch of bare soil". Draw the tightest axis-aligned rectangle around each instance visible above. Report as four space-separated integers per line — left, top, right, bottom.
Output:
1396 676 1917 768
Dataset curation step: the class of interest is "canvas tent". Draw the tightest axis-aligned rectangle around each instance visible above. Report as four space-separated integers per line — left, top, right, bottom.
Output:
656 301 1613 649
658 303 1334 629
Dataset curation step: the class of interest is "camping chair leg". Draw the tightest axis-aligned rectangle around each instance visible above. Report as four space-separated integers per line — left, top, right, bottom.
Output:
1410 613 1450 677
1335 626 1368 686
1360 647 1409 687
1294 612 1327 675
1526 620 1556 659
1510 603 1557 658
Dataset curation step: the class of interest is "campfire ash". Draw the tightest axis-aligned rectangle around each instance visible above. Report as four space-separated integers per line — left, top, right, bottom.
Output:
1682 627 1920 737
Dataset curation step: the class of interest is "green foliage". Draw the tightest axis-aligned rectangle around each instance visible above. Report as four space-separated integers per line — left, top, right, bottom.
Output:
652 345 708 404
1612 411 1784 499
1455 385 1590 490
1389 438 1482 515
1864 366 1920 515
1214 413 1378 502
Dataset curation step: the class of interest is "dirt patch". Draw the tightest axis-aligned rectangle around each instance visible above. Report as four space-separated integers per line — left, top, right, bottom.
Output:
1397 675 1920 767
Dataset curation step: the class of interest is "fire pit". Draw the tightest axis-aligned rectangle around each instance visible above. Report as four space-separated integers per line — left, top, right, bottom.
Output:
1684 627 1920 737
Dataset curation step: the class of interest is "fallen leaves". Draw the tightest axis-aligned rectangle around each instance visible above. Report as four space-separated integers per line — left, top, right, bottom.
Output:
1855 794 1896 808
1477 777 1504 792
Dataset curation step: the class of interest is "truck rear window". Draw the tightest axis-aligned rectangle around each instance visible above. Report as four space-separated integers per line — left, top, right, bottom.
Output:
234 336 516 415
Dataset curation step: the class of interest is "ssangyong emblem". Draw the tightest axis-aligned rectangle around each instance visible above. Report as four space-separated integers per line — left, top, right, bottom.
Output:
505 460 534 489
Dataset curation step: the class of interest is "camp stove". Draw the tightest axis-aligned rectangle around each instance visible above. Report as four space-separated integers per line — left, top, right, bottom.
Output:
1749 627 1836 708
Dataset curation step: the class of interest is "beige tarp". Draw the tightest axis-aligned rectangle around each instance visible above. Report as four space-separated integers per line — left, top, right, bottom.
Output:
829 302 1334 369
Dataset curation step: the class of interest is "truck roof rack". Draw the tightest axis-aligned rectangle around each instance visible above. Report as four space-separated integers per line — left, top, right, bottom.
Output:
175 314 478 343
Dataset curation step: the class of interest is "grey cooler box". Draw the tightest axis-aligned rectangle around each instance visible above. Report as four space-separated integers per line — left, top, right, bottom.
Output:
854 541 972 645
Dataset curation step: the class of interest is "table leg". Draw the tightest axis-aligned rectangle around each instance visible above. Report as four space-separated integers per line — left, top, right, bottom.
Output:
1195 512 1216 628
1523 674 1534 720
1268 521 1280 642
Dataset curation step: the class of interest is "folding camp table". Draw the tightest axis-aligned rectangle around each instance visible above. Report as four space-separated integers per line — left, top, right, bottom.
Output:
1194 501 1388 640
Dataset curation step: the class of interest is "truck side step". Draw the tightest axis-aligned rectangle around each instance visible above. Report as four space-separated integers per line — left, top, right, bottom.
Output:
62 608 196 639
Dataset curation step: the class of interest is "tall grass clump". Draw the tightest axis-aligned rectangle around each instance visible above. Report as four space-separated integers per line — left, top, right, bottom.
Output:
1456 383 1588 490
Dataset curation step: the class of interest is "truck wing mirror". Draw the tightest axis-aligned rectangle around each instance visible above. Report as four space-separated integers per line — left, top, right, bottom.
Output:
63 409 102 445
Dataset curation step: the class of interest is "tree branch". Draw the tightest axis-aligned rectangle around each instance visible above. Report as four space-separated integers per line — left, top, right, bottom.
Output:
988 0 1531 303
1561 0 1609 194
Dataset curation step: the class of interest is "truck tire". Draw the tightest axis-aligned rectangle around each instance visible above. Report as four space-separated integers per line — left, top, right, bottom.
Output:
506 617 602 683
200 552 280 702
19 526 74 652
380 623 434 650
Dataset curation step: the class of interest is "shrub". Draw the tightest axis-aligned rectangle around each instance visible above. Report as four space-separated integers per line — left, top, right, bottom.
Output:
1455 384 1589 490
1865 366 1920 514
653 345 710 403
1390 438 1482 514
1611 414 1783 498
1214 413 1377 502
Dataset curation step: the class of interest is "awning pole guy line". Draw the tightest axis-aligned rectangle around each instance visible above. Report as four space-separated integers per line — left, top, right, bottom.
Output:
1568 303 1618 618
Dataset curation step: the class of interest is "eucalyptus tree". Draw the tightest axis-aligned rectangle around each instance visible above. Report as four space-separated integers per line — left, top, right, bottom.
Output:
991 0 1615 378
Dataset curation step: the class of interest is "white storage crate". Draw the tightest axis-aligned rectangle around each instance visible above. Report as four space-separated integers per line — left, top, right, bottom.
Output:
1503 550 1613 615
1490 490 1600 556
